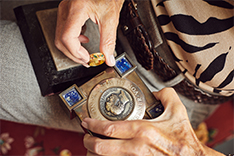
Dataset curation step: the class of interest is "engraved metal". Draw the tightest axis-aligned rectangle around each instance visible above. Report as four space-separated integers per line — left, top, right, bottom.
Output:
59 53 163 122
99 87 134 120
87 77 146 121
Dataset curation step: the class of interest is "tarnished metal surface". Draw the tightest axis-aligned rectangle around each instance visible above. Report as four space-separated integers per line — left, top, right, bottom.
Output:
88 78 145 121
59 53 162 122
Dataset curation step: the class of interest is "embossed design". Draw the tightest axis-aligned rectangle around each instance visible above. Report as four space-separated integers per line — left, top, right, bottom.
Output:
106 91 128 115
100 88 133 120
87 78 146 121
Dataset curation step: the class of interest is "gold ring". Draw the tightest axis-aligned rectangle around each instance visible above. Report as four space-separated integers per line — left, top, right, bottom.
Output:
88 53 105 67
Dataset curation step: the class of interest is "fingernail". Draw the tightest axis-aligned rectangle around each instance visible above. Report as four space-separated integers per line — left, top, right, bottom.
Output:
81 57 90 64
81 120 88 129
83 63 90 68
109 54 116 66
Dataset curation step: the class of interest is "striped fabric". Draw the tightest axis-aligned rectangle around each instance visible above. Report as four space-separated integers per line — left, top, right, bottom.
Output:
151 0 234 96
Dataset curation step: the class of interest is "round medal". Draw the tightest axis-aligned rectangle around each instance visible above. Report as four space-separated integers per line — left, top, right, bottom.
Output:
87 78 146 121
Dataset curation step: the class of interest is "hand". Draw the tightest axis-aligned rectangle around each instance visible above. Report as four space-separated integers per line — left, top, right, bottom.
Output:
55 0 124 67
82 88 224 156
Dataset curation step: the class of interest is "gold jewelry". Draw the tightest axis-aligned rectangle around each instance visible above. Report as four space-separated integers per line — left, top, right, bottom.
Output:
88 53 105 67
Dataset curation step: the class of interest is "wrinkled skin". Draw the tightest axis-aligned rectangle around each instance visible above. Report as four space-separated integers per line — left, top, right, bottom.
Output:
55 0 124 67
82 88 224 156
55 1 225 155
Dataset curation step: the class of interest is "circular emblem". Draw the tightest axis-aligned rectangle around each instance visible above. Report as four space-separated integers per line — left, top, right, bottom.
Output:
99 87 134 120
87 78 146 121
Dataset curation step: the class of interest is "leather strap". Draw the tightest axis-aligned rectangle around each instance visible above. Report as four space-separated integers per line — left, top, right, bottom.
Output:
174 79 232 104
120 0 177 81
120 0 154 70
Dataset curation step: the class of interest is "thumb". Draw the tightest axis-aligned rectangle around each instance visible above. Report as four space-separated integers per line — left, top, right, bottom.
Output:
99 18 118 67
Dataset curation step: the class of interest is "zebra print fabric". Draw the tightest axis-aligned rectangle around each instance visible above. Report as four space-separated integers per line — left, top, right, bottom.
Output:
151 0 234 96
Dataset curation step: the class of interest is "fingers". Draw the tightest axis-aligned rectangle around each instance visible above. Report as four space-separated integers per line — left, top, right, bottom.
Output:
55 0 124 67
82 88 197 156
152 88 188 121
82 118 154 139
97 1 122 67
84 134 126 156
99 18 118 66
86 151 97 156
153 88 181 108
82 118 134 139
55 0 90 67
78 35 89 43
84 134 153 156
61 3 90 62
